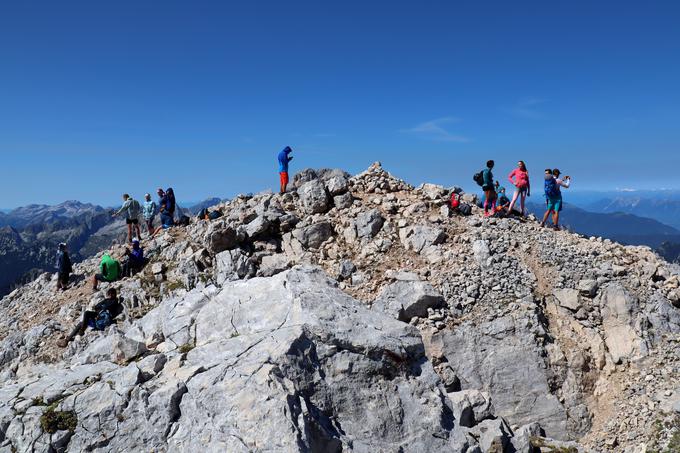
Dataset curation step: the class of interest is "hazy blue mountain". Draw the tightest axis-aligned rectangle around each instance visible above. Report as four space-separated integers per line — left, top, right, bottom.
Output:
556 189 680 230
525 201 680 262
0 201 125 296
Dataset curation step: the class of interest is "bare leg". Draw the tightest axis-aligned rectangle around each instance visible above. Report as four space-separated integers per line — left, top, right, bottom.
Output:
91 275 98 291
540 210 551 227
507 189 520 214
520 192 526 216
553 211 560 229
135 223 142 240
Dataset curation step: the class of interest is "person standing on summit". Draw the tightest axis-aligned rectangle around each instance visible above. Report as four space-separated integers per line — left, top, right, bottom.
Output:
507 160 530 216
55 243 72 291
113 194 142 243
481 160 496 217
278 146 293 194
540 168 571 230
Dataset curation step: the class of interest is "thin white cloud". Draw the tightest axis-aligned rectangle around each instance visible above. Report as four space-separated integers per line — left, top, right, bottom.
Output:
402 117 470 142
507 98 547 119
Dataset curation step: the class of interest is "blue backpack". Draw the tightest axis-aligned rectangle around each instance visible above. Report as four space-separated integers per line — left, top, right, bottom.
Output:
94 310 113 331
544 177 560 198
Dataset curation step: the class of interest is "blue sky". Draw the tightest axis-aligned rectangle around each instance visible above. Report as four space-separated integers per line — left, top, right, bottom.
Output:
1 0 679 207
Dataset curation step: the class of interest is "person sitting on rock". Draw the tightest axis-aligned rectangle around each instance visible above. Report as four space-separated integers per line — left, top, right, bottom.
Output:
496 186 510 209
92 253 121 291
122 239 145 277
55 242 73 291
278 146 293 194
57 288 123 347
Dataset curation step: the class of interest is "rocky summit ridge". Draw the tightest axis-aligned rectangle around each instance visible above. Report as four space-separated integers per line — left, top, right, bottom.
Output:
1 163 679 452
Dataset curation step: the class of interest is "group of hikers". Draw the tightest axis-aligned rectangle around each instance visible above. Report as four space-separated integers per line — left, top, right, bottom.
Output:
473 159 571 230
54 146 572 346
111 188 177 243
54 187 178 346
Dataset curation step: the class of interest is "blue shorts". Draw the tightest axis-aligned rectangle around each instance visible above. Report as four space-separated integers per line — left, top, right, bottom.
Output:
546 196 562 212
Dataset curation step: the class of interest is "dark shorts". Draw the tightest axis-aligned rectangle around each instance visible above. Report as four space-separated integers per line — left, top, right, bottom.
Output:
95 274 115 282
160 213 174 228
58 272 70 285
126 218 139 225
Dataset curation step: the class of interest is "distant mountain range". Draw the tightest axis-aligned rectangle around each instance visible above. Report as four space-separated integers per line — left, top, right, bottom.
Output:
525 201 680 263
0 198 224 297
559 189 680 230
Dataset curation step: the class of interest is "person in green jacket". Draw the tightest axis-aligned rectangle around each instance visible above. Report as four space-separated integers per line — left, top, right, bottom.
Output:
91 253 121 291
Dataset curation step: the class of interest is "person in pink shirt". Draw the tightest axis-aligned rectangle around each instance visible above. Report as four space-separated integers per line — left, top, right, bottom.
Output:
506 160 530 216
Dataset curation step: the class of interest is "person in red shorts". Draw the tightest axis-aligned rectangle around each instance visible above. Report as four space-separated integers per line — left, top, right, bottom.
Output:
277 146 293 194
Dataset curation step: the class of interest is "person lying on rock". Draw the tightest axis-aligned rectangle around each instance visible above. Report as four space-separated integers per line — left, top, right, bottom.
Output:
57 288 123 347
92 253 122 291
121 239 145 277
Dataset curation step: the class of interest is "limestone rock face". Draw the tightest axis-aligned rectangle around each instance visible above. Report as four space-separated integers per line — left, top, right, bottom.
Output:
599 283 648 364
372 280 445 321
297 180 330 215
399 225 445 253
0 268 470 452
354 209 384 239
428 310 570 439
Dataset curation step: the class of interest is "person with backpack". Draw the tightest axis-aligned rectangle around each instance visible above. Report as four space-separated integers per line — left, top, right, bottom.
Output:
142 193 157 236
278 146 293 194
55 243 72 291
497 186 510 209
473 160 496 217
507 160 530 216
122 239 145 277
57 288 123 347
113 194 142 243
540 168 571 230
91 253 121 291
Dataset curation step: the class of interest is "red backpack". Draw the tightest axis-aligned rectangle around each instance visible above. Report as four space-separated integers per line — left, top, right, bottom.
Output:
450 193 460 210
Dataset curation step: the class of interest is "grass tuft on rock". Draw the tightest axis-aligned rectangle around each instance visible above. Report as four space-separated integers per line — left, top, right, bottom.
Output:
39 408 78 434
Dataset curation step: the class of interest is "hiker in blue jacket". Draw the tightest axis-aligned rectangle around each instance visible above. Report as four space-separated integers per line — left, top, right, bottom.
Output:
55 243 72 291
278 146 293 194
540 168 571 230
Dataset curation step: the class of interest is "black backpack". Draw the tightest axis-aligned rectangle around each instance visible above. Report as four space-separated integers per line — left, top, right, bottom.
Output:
473 171 485 186
458 203 472 216
178 215 191 226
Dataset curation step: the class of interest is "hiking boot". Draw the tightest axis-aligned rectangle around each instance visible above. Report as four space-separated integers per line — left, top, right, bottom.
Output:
553 225 561 231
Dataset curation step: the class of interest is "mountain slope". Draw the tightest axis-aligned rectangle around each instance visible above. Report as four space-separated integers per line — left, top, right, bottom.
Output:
0 164 678 452
0 201 125 296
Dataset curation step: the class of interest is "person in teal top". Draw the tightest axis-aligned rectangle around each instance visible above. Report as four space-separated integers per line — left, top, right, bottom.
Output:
481 160 496 217
142 193 157 236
